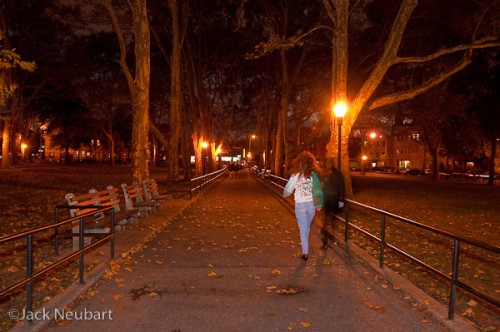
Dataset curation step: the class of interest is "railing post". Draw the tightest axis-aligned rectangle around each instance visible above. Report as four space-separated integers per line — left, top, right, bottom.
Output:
110 209 115 259
449 239 460 320
54 207 60 256
344 203 349 246
79 218 85 284
379 214 386 269
26 234 34 323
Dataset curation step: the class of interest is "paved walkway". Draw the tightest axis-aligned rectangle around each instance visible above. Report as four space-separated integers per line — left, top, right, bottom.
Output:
15 170 473 332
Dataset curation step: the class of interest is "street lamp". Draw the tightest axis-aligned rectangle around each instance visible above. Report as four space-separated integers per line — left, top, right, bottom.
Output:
248 134 256 161
333 102 347 170
21 143 27 160
369 132 377 169
362 155 367 176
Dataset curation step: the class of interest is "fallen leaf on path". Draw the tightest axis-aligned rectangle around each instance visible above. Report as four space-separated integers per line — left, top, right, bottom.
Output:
277 287 305 295
364 302 386 312
112 294 124 300
467 299 478 307
300 322 311 328
7 266 18 273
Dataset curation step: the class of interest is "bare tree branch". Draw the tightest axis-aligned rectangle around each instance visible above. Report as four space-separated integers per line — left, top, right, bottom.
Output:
395 37 500 64
149 121 169 146
103 0 135 94
368 56 471 111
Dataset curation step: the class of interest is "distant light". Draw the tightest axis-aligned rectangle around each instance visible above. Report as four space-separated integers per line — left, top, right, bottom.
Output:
202 141 208 149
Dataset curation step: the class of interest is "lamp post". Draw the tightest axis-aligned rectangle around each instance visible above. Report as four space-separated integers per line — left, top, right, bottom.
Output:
369 132 376 169
333 102 347 170
21 143 27 160
248 134 256 162
362 155 367 176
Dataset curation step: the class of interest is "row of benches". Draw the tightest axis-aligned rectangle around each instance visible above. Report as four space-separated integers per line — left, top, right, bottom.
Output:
57 179 171 250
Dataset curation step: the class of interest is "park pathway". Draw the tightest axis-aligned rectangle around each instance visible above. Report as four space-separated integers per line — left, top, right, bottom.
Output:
36 169 462 332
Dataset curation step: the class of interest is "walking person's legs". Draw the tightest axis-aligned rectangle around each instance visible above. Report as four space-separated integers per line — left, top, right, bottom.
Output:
295 201 316 260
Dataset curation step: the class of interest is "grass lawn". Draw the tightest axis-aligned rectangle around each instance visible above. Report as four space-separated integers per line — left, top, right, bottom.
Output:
351 173 499 246
346 173 499 331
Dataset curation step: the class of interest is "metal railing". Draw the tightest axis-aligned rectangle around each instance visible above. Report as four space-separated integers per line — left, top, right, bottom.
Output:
253 171 500 320
0 206 115 321
165 167 228 199
190 167 227 196
340 200 499 320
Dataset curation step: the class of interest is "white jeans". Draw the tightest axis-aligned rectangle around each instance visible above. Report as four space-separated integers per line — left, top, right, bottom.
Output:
295 201 316 255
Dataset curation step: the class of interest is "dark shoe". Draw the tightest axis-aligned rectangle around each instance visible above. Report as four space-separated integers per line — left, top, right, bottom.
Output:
301 254 308 261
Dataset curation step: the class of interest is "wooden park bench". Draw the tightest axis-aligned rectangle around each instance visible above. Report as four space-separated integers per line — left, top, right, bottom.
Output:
56 186 140 251
142 178 172 210
121 182 157 217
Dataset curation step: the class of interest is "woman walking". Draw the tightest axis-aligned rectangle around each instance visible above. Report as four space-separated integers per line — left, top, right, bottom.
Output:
283 152 323 261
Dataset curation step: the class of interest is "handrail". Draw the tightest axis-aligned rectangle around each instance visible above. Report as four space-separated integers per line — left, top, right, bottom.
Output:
164 167 227 199
0 205 115 322
340 199 499 320
252 170 499 320
190 167 227 195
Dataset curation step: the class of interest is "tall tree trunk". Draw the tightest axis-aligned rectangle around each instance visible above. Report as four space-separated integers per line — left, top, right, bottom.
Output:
167 0 182 181
181 103 191 180
131 1 151 183
105 0 151 183
324 0 349 195
324 0 418 198
274 50 290 177
1 113 11 168
488 136 497 186
429 144 440 181
274 110 283 176
104 120 115 166
0 46 13 168
194 138 203 176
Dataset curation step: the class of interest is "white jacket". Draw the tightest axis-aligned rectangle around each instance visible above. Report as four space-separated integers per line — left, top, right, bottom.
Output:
283 173 313 203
